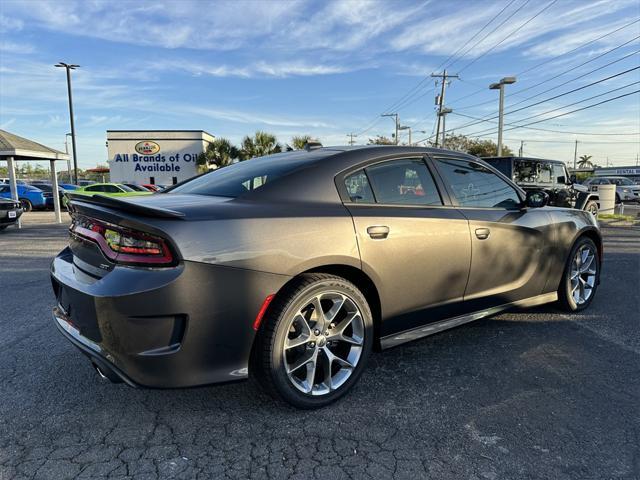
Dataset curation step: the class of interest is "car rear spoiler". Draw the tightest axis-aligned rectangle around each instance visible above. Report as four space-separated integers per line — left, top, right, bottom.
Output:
66 193 185 219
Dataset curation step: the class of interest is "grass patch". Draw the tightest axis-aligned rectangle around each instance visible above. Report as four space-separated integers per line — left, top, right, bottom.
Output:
598 213 635 222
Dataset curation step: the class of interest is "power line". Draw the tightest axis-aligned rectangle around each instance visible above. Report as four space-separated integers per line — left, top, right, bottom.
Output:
381 0 523 116
449 65 640 132
440 0 525 71
450 22 640 109
449 82 639 138
456 38 640 112
457 0 559 74
464 89 640 137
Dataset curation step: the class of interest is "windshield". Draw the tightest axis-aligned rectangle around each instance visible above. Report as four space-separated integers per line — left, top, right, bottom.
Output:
118 184 135 192
609 177 634 185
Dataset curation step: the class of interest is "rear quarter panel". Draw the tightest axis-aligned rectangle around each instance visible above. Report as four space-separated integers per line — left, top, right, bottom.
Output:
544 208 601 293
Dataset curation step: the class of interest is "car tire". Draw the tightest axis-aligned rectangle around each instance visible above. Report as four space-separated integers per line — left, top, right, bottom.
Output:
584 200 598 217
252 273 373 409
19 199 32 212
0 225 7 231
557 236 600 312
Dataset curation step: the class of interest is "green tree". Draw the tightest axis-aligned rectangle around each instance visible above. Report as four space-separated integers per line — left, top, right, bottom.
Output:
367 135 395 145
239 131 282 160
291 135 312 150
577 154 593 168
197 138 239 171
435 134 512 157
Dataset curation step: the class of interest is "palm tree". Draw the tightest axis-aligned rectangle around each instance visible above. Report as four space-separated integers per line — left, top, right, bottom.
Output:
239 131 282 160
577 154 593 168
197 138 239 171
291 135 312 150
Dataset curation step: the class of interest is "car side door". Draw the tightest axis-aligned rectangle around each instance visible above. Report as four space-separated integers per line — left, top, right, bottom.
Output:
431 154 555 309
340 156 472 337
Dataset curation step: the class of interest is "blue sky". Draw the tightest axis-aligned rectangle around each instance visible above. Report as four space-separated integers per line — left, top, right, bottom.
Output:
1 0 638 168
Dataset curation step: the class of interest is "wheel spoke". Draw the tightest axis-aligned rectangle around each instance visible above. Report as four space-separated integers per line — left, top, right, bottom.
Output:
310 296 325 329
285 334 309 350
324 295 346 324
303 350 319 393
580 254 595 273
287 349 315 374
320 348 333 392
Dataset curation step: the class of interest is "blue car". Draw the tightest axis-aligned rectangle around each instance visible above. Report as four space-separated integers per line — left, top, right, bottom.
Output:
0 184 47 212
59 183 79 191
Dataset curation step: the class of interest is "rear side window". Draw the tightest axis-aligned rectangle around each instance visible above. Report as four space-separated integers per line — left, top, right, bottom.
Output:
344 158 442 206
85 185 104 192
436 158 521 209
345 171 374 203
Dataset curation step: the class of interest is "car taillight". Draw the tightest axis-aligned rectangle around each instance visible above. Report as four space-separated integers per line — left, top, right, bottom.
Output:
70 215 175 266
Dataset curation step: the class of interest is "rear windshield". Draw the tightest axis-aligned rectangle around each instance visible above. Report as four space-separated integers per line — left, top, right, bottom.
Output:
168 155 314 198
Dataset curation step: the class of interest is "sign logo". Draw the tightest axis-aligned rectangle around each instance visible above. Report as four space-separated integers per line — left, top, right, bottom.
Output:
135 141 160 155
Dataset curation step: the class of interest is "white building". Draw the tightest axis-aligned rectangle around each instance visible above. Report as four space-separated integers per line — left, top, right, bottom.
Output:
107 130 214 185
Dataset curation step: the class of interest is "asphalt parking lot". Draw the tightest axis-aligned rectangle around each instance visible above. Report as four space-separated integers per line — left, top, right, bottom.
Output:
0 213 638 480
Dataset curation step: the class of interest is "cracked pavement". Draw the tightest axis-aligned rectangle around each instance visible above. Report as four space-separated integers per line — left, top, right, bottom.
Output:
1 214 638 479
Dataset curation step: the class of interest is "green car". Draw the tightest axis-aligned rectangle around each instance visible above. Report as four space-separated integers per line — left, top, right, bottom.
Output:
71 183 153 198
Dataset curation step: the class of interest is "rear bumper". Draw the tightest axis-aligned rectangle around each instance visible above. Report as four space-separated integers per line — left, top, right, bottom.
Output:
51 247 290 388
0 208 22 224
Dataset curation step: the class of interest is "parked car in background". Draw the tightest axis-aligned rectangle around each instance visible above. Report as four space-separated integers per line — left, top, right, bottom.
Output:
59 183 79 191
0 198 23 230
0 178 27 185
0 184 47 211
30 182 69 209
70 183 153 198
52 146 602 408
141 184 161 192
77 180 96 187
582 176 640 203
123 183 153 192
483 156 600 216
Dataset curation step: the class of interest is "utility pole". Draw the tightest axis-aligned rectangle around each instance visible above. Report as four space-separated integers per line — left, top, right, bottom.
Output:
55 62 80 184
573 140 578 170
347 133 357 146
439 108 452 148
489 76 516 156
519 140 524 157
381 113 399 145
431 70 459 147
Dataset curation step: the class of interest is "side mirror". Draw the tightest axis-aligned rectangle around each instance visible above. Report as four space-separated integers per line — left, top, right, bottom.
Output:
557 175 566 184
525 190 548 208
570 174 577 184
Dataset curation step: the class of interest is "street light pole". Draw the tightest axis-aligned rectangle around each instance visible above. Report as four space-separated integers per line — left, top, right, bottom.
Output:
55 62 80 184
381 113 399 145
489 76 516 156
399 125 411 145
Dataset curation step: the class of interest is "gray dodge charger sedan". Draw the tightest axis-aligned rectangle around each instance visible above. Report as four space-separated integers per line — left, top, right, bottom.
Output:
51 146 602 408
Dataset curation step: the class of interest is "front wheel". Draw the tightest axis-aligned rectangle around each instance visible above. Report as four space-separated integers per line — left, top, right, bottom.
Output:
253 274 373 409
557 237 600 312
584 200 598 217
19 199 32 212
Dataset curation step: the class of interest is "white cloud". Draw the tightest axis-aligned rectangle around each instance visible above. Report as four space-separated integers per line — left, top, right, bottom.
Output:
0 41 34 54
148 59 354 79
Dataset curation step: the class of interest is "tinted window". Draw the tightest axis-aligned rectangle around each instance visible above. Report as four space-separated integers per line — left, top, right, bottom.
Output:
117 184 134 192
170 154 318 198
436 158 521 209
344 170 374 203
105 185 121 193
0 186 8 193
365 159 442 206
514 160 538 183
85 185 104 192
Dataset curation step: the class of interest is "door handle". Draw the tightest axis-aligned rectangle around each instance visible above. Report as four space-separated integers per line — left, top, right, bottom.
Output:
475 228 490 240
367 225 390 240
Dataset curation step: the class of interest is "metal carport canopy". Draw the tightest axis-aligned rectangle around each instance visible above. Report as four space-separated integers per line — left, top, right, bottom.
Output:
0 129 70 226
